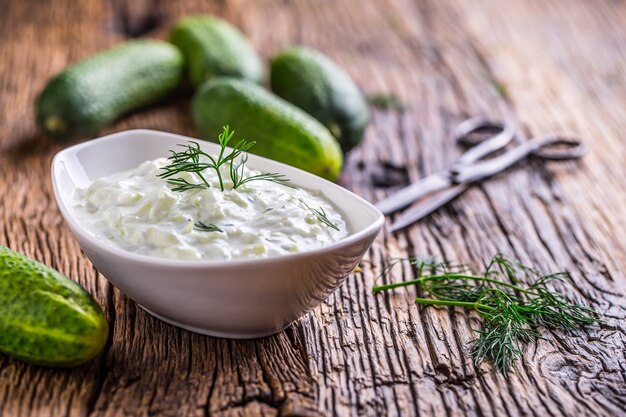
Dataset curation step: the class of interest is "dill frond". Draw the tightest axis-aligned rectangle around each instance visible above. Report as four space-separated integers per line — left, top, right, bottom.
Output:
373 253 602 375
158 126 292 192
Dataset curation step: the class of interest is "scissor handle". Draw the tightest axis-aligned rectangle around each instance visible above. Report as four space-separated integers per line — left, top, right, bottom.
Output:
453 135 586 184
529 135 587 160
454 117 509 145
453 117 516 167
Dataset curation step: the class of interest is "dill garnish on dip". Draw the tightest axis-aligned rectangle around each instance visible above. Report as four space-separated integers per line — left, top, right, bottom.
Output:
73 127 347 261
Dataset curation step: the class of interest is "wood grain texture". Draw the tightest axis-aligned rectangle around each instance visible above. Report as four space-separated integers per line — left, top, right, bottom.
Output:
0 0 625 416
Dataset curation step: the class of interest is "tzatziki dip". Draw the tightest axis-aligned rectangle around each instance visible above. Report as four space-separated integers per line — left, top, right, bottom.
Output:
73 152 347 261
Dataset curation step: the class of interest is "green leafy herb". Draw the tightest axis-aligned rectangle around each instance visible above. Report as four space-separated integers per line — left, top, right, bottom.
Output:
367 93 405 111
373 254 601 375
489 80 509 98
299 199 340 231
229 154 294 189
158 126 292 192
193 221 223 233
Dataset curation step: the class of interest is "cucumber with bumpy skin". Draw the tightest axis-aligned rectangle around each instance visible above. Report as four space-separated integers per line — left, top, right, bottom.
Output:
169 15 263 86
36 40 184 140
0 245 108 367
270 47 369 153
192 77 343 181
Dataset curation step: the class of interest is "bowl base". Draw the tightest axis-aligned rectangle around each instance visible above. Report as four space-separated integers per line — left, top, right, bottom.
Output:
138 305 291 339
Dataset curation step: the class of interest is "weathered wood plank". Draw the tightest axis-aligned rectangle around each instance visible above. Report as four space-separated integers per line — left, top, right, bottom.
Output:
0 0 624 416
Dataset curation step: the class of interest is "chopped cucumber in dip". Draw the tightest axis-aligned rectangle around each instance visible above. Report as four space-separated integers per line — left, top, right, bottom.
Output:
73 158 347 261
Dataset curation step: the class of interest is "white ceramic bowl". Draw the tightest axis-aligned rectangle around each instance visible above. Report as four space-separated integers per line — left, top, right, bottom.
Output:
51 129 383 338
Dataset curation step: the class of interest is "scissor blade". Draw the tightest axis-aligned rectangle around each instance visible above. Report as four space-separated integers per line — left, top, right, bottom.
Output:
389 184 469 232
375 173 451 215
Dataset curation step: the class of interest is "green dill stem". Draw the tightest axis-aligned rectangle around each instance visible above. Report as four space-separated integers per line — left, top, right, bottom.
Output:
216 171 224 192
198 172 212 190
428 274 529 293
372 279 423 293
372 273 535 295
414 298 494 310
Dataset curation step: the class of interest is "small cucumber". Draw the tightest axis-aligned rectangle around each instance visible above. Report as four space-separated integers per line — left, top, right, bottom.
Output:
36 40 184 139
0 246 108 367
270 47 369 152
192 78 343 181
169 15 263 86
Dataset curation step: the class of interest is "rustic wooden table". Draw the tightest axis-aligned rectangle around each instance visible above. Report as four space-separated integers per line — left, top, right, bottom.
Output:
1 0 625 416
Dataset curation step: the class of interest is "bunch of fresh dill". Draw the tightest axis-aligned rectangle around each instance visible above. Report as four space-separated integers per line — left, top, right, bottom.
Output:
372 254 601 375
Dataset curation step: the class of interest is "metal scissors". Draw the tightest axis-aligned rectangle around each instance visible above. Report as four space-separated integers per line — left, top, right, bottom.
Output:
375 117 586 232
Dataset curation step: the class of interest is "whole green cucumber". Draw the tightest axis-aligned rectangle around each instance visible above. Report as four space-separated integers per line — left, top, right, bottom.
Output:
169 15 263 86
270 47 369 153
36 40 184 139
192 78 343 181
0 246 108 367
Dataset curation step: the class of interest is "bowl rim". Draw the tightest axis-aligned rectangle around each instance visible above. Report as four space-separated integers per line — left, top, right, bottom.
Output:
51 129 384 269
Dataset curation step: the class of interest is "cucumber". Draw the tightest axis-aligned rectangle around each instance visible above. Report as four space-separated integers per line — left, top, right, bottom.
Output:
169 15 262 86
270 47 369 153
36 40 184 140
192 78 343 181
0 246 108 367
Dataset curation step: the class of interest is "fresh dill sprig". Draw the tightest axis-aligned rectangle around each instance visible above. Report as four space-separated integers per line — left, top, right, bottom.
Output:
158 141 214 192
299 199 340 231
193 221 223 233
372 253 601 375
158 126 292 192
229 154 293 189
367 93 405 111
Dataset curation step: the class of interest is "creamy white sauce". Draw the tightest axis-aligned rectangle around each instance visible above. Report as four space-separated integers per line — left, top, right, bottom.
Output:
73 158 347 261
